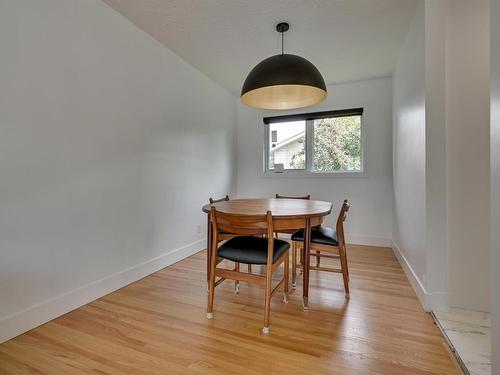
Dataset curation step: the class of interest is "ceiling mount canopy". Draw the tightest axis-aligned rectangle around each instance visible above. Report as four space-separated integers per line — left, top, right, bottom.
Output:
240 22 327 110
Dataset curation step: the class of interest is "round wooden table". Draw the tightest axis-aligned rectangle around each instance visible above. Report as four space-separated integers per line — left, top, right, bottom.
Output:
202 198 333 309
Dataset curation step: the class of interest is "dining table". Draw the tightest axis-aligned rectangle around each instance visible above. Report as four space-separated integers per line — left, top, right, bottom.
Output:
202 198 333 309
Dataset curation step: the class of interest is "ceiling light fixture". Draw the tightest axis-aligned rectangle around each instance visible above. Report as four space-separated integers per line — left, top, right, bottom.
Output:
240 22 327 110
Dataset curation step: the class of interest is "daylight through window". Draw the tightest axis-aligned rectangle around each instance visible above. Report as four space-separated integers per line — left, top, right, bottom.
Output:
264 108 363 173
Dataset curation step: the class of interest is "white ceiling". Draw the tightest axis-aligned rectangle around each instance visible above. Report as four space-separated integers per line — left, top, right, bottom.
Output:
103 0 417 95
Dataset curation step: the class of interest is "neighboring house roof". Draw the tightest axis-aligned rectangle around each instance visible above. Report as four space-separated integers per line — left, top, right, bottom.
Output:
271 132 304 153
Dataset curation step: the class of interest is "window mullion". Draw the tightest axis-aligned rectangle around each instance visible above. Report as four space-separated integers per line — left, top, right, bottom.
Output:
264 124 269 171
305 120 313 172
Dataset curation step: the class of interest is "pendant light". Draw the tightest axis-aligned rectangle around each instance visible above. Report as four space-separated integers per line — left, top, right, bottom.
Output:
240 22 327 110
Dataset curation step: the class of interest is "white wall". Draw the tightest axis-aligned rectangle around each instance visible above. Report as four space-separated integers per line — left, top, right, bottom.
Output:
236 77 393 247
446 0 491 312
490 0 500 371
0 0 236 342
392 0 491 312
392 1 427 304
424 0 448 310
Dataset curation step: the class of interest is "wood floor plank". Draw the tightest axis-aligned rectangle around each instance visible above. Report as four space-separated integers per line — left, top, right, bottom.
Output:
0 245 459 374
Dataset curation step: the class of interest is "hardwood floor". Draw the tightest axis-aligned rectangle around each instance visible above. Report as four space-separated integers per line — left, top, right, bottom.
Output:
0 245 459 374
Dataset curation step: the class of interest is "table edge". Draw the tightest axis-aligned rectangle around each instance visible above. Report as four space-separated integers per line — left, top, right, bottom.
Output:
201 199 333 218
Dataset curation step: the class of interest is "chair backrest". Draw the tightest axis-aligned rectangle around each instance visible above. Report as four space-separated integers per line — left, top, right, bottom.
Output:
210 207 276 264
210 207 273 237
209 195 230 204
275 193 311 200
335 200 350 246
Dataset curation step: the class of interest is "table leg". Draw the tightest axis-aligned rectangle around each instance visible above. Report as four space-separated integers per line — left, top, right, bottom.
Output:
302 218 311 310
206 213 212 289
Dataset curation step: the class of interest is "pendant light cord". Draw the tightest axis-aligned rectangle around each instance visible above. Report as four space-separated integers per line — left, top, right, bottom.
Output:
276 22 288 55
281 30 284 55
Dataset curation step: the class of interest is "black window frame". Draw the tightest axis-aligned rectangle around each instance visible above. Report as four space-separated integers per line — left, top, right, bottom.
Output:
264 107 364 174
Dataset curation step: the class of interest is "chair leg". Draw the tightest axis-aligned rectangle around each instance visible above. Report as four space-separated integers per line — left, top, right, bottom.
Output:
291 241 297 288
206 214 212 289
316 250 321 267
299 245 303 274
283 253 289 303
207 248 217 320
345 248 350 281
263 261 273 334
234 262 240 293
340 246 350 299
248 264 252 273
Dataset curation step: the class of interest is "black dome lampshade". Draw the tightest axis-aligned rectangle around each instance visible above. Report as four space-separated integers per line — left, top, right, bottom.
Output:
241 22 327 110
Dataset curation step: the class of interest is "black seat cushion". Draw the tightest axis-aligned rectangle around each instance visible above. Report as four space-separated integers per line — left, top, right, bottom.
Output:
217 236 290 265
291 226 338 246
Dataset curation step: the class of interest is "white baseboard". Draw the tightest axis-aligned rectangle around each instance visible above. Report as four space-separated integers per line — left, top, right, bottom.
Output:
277 233 391 247
391 241 429 310
0 239 206 344
427 292 448 312
391 241 448 312
347 235 392 247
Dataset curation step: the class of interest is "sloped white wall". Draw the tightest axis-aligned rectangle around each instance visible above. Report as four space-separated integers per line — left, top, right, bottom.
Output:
0 0 237 342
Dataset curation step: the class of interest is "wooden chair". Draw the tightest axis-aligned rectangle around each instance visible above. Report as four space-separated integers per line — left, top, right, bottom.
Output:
274 194 311 271
275 194 311 200
207 207 290 334
209 195 230 204
274 194 311 239
209 196 235 242
208 196 252 288
291 200 350 299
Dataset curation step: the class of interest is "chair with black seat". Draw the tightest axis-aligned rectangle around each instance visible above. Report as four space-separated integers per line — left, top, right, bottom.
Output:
209 196 235 242
275 194 311 200
274 194 311 279
207 207 289 334
208 196 252 290
291 200 350 299
274 194 311 239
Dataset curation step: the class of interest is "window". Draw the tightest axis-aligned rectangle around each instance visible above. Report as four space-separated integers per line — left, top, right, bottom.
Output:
264 108 363 174
268 120 305 170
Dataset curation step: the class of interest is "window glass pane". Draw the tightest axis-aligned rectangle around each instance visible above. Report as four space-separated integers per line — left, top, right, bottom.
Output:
312 116 361 172
269 121 305 170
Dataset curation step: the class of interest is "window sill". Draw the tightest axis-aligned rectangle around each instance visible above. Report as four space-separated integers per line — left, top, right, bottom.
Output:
261 171 368 179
